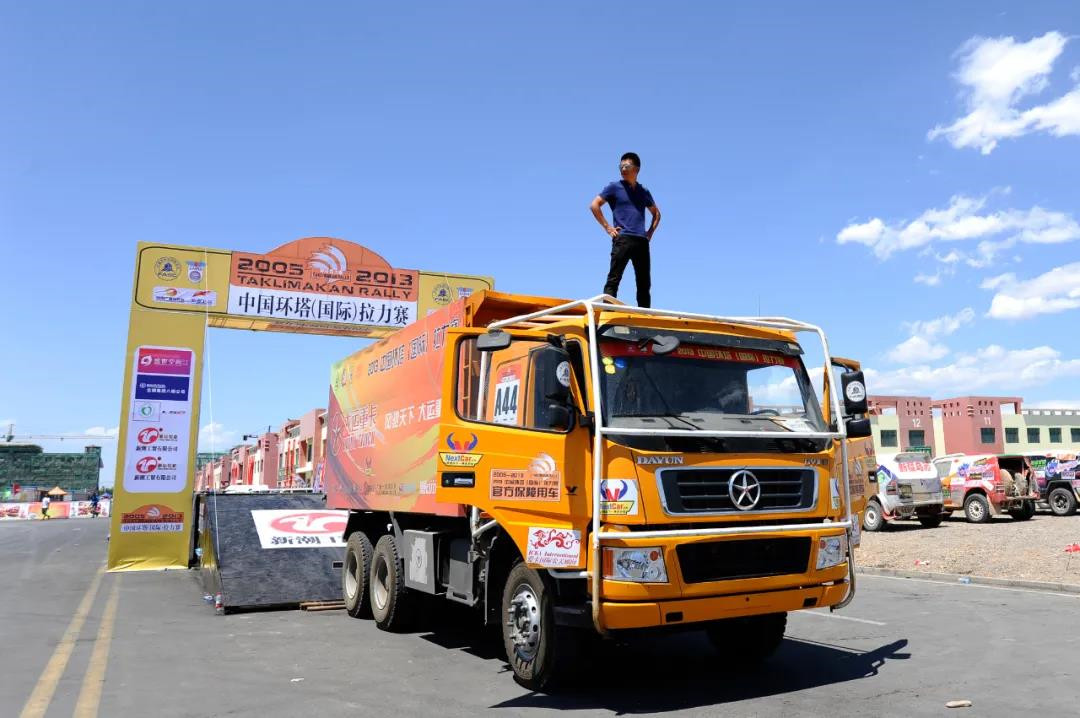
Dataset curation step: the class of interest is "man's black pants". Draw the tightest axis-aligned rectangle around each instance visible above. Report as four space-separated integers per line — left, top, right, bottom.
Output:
603 235 651 307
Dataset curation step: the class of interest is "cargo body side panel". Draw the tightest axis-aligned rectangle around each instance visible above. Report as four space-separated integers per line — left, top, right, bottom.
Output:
325 301 467 517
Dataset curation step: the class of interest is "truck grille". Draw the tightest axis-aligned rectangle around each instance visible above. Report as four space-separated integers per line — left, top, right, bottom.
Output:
657 467 816 514
677 537 812 583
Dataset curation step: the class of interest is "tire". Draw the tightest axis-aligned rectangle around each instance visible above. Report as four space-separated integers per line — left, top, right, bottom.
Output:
501 561 581 691
1048 487 1078 517
1008 500 1036 521
964 494 991 524
863 500 885 532
343 532 374 618
369 534 416 631
918 513 943 528
706 612 787 665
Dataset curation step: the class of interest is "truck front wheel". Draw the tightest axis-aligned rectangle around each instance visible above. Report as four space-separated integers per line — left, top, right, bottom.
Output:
501 561 579 691
918 513 943 528
369 534 416 631
1049 487 1078 516
343 532 373 618
863 499 885 532
964 494 991 523
706 612 787 665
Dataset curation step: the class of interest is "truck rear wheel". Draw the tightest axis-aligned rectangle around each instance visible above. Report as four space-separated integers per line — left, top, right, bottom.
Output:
863 499 885 532
343 532 374 618
501 561 579 691
706 612 787 665
369 534 416 631
1049 487 1078 516
964 494 991 523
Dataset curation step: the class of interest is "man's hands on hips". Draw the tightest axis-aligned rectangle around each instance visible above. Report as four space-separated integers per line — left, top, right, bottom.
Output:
607 226 621 239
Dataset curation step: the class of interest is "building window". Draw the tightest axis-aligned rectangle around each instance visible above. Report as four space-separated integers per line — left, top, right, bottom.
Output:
980 428 995 444
1072 428 1080 443
907 430 925 448
1027 427 1040 443
1005 428 1019 444
880 430 898 447
1049 428 1062 443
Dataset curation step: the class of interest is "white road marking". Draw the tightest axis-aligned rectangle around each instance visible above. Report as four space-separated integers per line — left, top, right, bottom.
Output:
795 610 886 626
861 573 1080 600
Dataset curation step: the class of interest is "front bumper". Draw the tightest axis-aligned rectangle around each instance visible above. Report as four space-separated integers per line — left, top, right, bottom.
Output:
601 582 850 630
593 527 850 615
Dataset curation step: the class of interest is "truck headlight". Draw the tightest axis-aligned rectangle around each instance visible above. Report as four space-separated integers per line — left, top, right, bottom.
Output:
603 547 668 583
816 535 848 570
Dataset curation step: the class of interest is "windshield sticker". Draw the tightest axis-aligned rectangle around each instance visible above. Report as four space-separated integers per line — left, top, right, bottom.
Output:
601 342 797 368
773 417 816 433
600 479 639 516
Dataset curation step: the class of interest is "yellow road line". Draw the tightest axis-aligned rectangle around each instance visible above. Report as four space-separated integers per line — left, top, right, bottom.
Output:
73 577 121 718
19 566 105 718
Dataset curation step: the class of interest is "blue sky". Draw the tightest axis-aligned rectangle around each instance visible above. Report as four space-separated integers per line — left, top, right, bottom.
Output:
2 2 1079 486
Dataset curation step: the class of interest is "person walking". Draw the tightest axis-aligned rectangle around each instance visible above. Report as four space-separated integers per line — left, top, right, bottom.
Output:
41 494 51 520
590 152 661 307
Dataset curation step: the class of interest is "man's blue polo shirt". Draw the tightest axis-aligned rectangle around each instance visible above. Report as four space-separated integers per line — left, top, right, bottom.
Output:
600 180 655 238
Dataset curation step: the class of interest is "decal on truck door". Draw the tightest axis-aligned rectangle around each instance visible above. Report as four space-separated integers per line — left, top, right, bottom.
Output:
492 365 521 425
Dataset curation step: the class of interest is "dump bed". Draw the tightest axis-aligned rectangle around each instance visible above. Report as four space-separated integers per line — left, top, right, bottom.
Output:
324 301 466 516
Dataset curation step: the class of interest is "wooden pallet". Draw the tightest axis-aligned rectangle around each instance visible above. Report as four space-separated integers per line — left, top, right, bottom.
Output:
299 600 346 612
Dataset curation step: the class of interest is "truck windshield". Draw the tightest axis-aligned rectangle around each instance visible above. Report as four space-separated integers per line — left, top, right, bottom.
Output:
598 337 826 434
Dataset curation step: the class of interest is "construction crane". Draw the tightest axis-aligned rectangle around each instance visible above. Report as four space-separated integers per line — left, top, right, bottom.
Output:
3 423 118 443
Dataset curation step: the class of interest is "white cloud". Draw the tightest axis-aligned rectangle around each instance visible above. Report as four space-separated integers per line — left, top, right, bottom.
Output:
903 307 975 338
199 422 238 451
914 272 943 286
866 344 1080 396
837 192 1080 260
928 32 1080 153
887 336 950 364
84 426 120 439
984 262 1080 319
1026 399 1080 410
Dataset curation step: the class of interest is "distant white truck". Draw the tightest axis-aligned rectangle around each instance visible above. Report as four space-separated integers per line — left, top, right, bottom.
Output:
863 452 945 531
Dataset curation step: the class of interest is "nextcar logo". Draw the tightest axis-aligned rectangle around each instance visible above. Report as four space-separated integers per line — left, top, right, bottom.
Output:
636 455 684 465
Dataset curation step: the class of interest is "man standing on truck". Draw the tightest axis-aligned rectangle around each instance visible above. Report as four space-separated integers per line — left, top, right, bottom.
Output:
590 152 661 307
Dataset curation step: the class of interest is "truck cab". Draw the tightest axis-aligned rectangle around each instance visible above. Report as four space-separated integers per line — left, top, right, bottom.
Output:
863 452 945 531
933 453 1038 523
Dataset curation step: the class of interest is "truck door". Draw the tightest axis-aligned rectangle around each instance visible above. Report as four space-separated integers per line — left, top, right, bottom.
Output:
443 331 592 559
827 358 872 520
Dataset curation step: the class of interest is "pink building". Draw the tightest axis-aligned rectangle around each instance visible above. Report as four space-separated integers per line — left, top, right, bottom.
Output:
277 409 326 488
868 395 934 452
250 432 279 488
932 395 1023 455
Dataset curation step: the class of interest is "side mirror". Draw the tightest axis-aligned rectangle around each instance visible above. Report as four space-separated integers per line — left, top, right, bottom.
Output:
846 417 872 439
840 370 868 416
545 403 573 431
477 330 512 352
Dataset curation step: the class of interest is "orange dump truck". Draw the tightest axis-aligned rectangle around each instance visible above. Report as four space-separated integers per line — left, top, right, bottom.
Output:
326 292 872 689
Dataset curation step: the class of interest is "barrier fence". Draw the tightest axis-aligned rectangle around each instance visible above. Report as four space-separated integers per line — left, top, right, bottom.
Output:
0 500 112 521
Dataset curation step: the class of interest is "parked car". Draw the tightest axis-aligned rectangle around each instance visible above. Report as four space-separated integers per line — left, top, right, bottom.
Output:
933 453 1038 523
1033 452 1080 516
863 452 945 531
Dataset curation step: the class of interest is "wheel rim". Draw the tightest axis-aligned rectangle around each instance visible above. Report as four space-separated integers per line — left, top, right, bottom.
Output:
969 501 985 520
372 555 390 610
345 551 359 599
1052 493 1068 512
507 582 541 662
865 507 878 527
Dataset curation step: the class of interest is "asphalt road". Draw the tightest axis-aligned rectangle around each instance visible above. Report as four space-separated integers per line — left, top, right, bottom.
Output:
4 519 1079 717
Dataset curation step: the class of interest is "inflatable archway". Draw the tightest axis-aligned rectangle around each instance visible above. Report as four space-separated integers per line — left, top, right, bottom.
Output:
108 238 492 571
